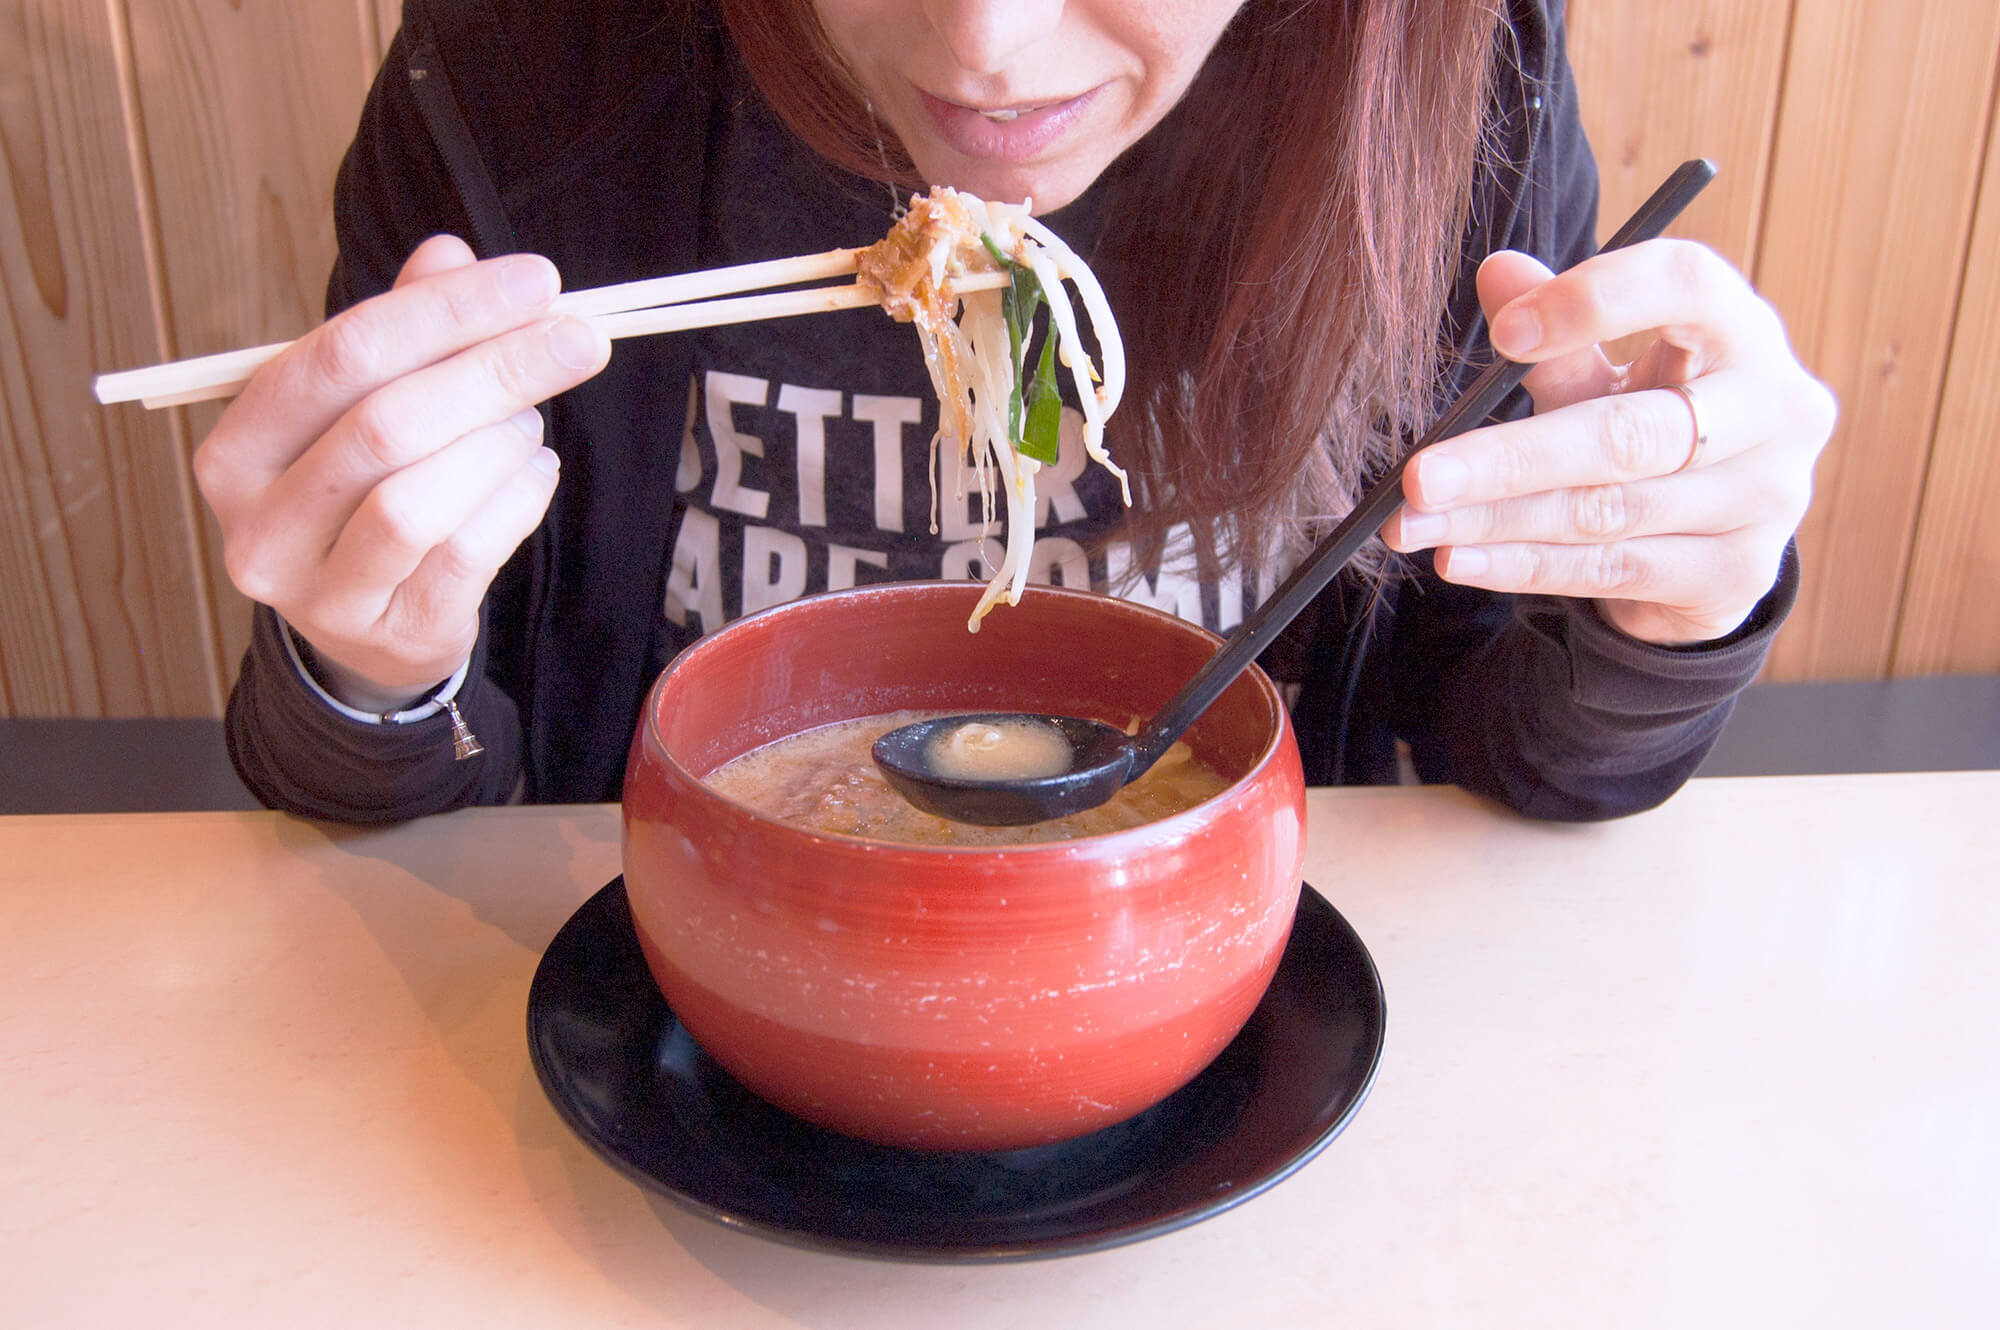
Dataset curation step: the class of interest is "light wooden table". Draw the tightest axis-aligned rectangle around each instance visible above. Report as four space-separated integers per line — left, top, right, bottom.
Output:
4 773 1995 1328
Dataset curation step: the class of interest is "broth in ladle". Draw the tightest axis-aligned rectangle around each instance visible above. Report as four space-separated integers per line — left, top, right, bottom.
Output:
703 709 1230 845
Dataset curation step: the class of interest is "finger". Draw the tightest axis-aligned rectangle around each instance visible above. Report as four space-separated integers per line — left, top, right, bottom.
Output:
314 408 550 615
1622 335 1701 393
1477 251 1620 411
1433 532 1771 619
260 313 605 568
1385 453 1800 553
314 312 603 489
1484 238 1784 372
395 234 478 287
196 235 493 518
214 250 565 490
1403 370 1774 511
381 444 565 652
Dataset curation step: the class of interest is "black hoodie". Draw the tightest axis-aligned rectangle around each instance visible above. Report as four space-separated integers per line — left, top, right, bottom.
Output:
224 0 1796 823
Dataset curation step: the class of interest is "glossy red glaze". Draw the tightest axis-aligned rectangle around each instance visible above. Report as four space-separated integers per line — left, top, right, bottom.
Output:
621 582 1306 1151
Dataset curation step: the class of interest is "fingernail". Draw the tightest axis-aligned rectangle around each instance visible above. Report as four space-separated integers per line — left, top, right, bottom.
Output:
1491 304 1541 358
1399 512 1447 546
1442 547 1490 578
508 407 544 440
528 447 560 477
547 316 605 370
1418 454 1469 504
501 255 559 309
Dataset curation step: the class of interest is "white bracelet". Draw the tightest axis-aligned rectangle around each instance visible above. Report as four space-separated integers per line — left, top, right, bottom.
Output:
278 616 483 759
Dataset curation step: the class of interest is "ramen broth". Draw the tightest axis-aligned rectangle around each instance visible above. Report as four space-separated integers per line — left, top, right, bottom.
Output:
704 710 1232 845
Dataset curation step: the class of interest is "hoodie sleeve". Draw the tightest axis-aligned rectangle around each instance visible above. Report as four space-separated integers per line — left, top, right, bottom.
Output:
222 9 528 822
1389 0 1799 821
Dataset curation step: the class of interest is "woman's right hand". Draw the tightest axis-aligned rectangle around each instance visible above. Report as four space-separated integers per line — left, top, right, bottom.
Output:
193 235 610 712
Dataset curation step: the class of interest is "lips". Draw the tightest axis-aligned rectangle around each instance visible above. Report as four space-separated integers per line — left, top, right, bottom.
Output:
916 87 1099 165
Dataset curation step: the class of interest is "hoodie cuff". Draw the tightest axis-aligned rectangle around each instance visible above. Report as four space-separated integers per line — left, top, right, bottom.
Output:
1550 542 1801 715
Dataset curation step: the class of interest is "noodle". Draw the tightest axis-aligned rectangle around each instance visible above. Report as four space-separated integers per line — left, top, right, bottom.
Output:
855 189 1128 629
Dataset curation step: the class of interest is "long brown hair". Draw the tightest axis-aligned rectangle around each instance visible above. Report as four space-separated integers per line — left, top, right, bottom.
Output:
718 0 1505 575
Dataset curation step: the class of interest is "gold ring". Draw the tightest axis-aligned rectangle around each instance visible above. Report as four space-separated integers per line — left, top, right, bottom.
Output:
1665 381 1709 473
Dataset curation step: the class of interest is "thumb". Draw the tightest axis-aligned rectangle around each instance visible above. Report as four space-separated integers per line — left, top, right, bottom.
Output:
1475 250 1617 411
1476 249 1556 325
394 234 479 288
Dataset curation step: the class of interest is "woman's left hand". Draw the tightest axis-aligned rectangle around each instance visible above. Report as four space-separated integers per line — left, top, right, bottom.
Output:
1383 240 1837 646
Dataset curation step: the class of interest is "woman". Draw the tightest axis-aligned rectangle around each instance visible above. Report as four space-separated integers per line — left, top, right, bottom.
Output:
195 0 1834 822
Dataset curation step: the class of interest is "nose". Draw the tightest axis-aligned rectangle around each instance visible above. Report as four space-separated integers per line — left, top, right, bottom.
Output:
920 0 1067 76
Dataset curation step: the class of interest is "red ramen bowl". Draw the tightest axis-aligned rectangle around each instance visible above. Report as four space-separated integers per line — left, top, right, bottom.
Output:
621 581 1306 1151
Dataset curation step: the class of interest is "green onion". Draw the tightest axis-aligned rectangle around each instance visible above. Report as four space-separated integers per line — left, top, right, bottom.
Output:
982 232 1058 464
1019 330 1062 465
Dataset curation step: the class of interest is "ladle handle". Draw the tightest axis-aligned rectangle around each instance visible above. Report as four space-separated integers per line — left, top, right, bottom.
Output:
1128 158 1719 774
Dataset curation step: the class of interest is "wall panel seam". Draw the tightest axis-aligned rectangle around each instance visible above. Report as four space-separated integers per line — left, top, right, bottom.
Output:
1744 0 1803 294
1889 37 2000 676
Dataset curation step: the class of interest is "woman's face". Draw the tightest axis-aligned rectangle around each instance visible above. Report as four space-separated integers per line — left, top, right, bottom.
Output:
813 0 1248 213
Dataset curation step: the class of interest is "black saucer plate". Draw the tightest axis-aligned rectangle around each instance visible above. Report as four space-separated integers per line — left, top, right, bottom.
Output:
527 878 1385 1263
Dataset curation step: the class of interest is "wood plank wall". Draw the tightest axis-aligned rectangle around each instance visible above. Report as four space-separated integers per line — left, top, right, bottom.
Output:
4 0 1998 719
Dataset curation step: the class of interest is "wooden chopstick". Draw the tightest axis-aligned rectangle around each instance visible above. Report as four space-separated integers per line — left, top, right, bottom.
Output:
93 245 859 407
593 271 1008 340
92 248 1007 409
548 245 862 318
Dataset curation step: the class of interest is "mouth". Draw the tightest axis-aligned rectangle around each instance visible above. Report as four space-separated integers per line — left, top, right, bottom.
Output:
915 88 1100 166
974 103 1050 123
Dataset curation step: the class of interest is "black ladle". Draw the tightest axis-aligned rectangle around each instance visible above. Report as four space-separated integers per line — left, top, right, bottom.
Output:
874 159 1719 826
